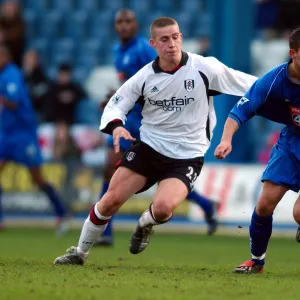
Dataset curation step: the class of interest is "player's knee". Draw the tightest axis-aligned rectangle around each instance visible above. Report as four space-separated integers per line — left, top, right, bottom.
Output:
98 188 121 216
152 201 174 221
256 198 276 216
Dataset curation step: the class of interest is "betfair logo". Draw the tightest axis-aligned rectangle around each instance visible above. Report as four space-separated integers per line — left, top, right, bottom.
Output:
148 96 194 112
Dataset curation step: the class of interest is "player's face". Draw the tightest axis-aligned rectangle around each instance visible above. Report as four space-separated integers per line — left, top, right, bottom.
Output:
57 71 71 85
115 13 137 42
150 25 182 61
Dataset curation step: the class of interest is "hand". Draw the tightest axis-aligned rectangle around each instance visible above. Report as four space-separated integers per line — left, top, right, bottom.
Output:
112 127 136 153
214 140 232 159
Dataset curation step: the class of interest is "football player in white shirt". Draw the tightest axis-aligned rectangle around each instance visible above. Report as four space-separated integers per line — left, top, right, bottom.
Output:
54 17 257 265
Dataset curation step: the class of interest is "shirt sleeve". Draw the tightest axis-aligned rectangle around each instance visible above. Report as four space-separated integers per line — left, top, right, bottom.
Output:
204 57 258 96
228 72 273 126
99 70 145 132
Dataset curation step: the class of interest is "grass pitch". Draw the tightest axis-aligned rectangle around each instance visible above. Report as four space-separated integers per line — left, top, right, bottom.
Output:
0 228 299 300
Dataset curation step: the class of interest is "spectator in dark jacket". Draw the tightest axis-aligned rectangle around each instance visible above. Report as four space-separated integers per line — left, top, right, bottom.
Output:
43 64 86 125
23 49 48 119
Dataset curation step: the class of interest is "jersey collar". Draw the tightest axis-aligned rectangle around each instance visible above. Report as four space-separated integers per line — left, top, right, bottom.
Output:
152 51 188 74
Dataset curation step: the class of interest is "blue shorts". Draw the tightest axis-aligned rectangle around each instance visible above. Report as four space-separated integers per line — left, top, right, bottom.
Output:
0 135 43 167
261 144 300 192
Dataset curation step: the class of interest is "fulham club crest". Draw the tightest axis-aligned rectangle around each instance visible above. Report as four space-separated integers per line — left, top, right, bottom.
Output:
184 79 194 92
126 151 136 161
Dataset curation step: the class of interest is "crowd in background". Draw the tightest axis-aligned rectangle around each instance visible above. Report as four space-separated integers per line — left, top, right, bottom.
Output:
0 0 299 164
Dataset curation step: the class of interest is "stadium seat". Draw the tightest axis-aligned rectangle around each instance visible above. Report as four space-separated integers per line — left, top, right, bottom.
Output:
23 0 49 11
76 55 100 71
74 0 99 11
73 67 89 84
130 0 152 14
24 9 37 39
49 0 74 11
100 0 123 11
50 38 75 64
152 0 174 12
179 0 204 13
36 10 63 39
51 51 74 66
192 13 211 37
46 66 57 80
75 99 101 126
87 13 112 39
63 11 88 39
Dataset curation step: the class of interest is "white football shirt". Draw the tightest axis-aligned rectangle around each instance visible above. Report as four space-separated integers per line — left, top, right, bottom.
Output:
100 52 257 159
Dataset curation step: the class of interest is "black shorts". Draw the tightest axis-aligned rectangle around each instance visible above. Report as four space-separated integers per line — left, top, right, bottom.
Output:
119 141 204 194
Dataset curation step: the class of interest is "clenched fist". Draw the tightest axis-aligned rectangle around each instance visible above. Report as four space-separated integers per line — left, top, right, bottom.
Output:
214 140 232 159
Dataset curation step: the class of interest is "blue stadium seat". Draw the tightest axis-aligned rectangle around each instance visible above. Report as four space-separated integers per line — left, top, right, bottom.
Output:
73 67 89 84
77 39 103 62
75 99 101 125
49 0 74 11
100 0 123 11
74 0 99 11
52 38 75 62
63 11 88 39
47 66 57 81
192 13 211 37
152 0 174 12
130 0 152 14
51 51 74 66
76 55 100 71
36 10 63 39
87 13 112 39
24 9 37 39
23 0 49 11
179 0 204 13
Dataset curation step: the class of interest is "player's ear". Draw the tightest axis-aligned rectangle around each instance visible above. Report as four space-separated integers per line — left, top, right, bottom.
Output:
150 39 156 49
290 48 296 59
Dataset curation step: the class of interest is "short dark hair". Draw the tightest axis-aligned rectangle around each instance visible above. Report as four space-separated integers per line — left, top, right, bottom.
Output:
289 28 300 51
58 63 71 73
150 17 178 39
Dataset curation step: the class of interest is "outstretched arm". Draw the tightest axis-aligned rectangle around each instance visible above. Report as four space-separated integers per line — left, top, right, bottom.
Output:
214 117 239 159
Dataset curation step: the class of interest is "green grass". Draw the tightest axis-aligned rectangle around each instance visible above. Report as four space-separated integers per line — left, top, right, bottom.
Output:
0 228 299 300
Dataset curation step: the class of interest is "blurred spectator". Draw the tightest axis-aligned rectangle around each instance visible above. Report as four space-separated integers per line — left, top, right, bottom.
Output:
23 49 48 119
258 130 280 164
42 63 86 125
0 0 25 66
53 122 81 161
197 36 211 57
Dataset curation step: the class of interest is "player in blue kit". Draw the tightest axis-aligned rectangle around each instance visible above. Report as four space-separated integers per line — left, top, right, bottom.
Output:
97 9 218 246
214 28 300 274
0 44 67 233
